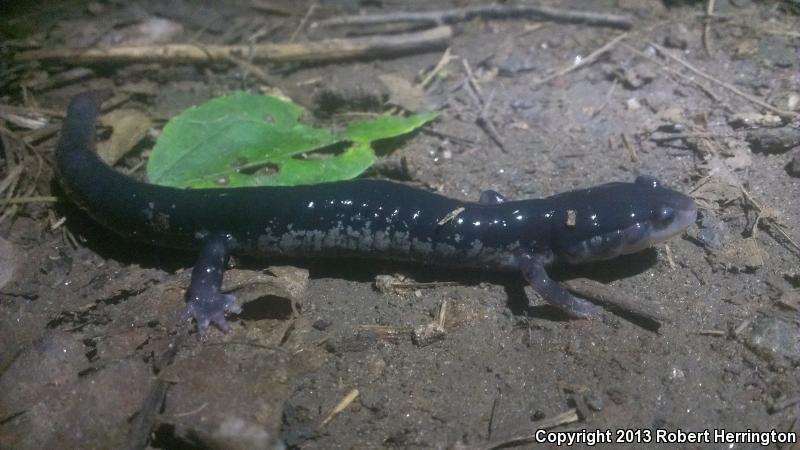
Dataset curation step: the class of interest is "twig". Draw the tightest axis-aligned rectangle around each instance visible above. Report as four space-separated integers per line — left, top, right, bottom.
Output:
648 42 799 120
697 329 726 336
531 32 628 89
620 133 639 164
319 388 359 428
703 0 716 56
15 26 452 65
649 132 735 142
317 5 633 30
126 325 189 450
224 53 280 86
419 47 453 89
664 244 676 270
623 42 725 103
21 67 94 91
461 58 483 101
289 2 317 42
740 187 800 254
250 0 294 15
476 88 507 153
591 79 617 118
0 195 58 205
0 165 24 196
480 409 579 450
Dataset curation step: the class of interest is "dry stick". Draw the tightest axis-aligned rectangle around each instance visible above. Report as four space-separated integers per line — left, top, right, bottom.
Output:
319 388 359 428
476 88 507 153
531 32 628 89
0 165 24 196
15 26 452 65
703 0 716 56
648 42 799 120
317 5 632 30
0 195 58 206
250 0 294 16
419 47 453 89
289 2 317 42
740 187 800 254
622 43 724 103
591 78 617 118
126 326 189 450
480 409 580 450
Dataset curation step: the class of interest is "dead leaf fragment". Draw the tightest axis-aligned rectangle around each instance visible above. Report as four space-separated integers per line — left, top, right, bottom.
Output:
98 17 184 47
707 237 765 273
97 109 152 165
378 73 426 112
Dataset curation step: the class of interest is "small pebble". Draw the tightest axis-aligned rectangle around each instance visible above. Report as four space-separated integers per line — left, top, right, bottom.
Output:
312 319 331 331
585 394 604 412
787 150 800 177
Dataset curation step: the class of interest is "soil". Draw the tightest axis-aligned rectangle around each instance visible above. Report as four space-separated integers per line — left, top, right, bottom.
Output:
1 1 799 449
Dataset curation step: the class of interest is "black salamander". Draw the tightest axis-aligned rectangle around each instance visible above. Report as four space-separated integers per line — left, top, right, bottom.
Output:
56 92 697 332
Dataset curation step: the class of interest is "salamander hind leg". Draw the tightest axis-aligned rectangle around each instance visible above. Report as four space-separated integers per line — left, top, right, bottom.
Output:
479 190 507 204
182 234 242 333
515 249 602 319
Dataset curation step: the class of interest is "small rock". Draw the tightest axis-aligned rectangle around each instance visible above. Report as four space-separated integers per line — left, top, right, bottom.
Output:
625 97 641 111
729 112 782 129
788 94 799 111
412 322 445 347
746 127 800 153
496 53 536 76
663 24 690 50
312 319 331 331
510 99 534 111
695 209 726 249
585 394 604 412
324 331 376 355
530 410 547 421
745 315 800 366
603 65 655 90
606 389 627 405
786 150 800 177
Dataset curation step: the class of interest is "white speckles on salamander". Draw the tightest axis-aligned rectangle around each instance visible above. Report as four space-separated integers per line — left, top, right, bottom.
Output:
56 92 697 332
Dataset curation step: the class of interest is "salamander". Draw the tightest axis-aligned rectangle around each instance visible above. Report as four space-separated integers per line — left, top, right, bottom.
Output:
55 92 697 332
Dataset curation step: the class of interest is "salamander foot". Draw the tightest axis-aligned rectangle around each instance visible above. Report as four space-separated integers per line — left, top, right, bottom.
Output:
515 249 602 319
183 292 241 333
182 234 241 333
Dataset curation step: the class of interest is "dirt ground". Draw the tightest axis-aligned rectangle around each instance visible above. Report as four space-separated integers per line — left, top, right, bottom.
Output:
1 0 799 449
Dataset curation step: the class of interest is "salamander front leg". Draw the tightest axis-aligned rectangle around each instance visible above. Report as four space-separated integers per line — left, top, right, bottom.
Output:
515 250 602 319
182 234 241 333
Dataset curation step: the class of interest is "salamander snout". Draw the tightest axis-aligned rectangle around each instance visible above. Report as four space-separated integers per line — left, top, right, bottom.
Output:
618 191 696 256
558 183 696 264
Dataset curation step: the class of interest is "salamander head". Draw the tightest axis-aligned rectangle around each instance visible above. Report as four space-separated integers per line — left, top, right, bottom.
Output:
552 175 696 264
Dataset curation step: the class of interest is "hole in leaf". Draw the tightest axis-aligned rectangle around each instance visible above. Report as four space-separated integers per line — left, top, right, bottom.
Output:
239 162 280 176
291 141 351 161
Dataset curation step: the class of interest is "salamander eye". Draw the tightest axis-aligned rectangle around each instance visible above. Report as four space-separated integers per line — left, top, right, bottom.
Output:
653 206 674 224
635 175 661 189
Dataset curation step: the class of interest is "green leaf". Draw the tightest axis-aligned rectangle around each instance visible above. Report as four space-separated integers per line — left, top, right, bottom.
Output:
343 112 438 143
146 92 437 188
